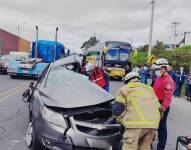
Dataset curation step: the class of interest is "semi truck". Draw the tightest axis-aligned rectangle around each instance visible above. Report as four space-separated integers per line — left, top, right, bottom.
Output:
7 27 65 79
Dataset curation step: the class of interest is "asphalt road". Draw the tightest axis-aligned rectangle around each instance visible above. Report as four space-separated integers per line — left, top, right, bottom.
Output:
0 75 190 150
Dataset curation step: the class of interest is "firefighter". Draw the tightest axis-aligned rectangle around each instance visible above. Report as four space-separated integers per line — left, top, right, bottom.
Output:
152 58 175 150
112 72 161 150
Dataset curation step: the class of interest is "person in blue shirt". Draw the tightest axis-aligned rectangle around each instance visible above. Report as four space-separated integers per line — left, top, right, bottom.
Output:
185 70 191 101
175 66 186 97
167 66 177 82
140 64 148 84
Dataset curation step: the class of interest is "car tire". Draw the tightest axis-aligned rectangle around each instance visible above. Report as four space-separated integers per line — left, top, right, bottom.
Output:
26 121 44 150
118 77 122 81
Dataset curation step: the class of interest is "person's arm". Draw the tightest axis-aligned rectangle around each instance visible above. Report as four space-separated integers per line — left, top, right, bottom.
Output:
161 81 174 109
112 90 127 122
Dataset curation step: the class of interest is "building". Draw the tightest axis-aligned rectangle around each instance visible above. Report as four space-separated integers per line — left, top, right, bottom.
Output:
0 28 31 55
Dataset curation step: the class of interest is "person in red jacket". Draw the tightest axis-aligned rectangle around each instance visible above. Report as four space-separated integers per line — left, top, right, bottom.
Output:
89 66 106 88
153 58 175 150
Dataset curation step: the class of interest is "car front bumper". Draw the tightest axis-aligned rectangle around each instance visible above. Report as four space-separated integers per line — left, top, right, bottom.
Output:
34 117 122 150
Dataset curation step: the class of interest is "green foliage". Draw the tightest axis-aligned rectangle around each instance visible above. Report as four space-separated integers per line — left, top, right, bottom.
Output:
152 45 191 70
137 44 149 52
80 36 99 50
131 52 148 66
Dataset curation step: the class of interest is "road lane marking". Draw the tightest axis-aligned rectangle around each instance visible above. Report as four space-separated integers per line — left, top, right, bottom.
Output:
0 83 28 98
0 85 28 103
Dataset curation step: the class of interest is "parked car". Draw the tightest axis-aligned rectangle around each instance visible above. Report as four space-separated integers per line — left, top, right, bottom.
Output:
0 54 27 73
22 56 122 150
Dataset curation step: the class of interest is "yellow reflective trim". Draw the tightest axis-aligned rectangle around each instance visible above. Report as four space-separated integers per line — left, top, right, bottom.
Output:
125 120 159 123
116 96 127 104
128 83 153 91
123 120 159 127
124 122 159 127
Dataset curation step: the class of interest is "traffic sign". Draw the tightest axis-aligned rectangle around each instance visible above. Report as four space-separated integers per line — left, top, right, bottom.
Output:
148 55 156 64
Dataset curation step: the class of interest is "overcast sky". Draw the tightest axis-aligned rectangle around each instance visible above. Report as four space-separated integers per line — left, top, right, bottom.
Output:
0 0 191 52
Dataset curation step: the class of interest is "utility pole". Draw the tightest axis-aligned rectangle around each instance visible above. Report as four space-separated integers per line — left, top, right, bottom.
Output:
172 21 181 49
148 0 155 60
54 27 59 61
35 26 38 58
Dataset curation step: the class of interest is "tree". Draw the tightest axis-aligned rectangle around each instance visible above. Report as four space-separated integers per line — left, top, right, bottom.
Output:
153 41 165 51
80 36 99 50
137 44 149 52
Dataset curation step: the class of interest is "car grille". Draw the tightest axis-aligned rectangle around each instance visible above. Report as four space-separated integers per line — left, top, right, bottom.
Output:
76 125 120 136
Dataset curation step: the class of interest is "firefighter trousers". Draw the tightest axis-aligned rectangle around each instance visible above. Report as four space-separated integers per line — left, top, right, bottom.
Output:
122 128 156 150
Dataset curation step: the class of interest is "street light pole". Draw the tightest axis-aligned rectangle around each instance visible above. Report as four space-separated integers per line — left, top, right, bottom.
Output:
148 0 155 60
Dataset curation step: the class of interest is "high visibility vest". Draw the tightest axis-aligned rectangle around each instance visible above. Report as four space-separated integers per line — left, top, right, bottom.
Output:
115 82 161 129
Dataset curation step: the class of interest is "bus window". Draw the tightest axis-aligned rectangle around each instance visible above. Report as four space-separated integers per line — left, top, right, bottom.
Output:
105 49 119 61
119 49 129 61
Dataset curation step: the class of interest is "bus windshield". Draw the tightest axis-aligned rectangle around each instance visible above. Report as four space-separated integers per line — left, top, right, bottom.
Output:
106 48 129 61
105 49 119 61
119 49 129 61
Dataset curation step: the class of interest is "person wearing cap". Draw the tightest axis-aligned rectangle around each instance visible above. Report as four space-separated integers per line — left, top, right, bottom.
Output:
112 72 161 150
152 58 175 150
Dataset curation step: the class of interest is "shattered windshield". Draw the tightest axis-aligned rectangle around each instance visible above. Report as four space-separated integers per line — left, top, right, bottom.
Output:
45 66 88 88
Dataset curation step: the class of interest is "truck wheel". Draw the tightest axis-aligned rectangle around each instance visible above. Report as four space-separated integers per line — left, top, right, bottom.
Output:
10 75 18 79
26 121 44 150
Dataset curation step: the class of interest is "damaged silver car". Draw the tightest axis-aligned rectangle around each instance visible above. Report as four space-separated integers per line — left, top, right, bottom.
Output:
22 56 122 150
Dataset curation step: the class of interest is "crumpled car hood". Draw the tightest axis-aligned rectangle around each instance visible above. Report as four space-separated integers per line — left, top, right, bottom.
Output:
39 73 114 108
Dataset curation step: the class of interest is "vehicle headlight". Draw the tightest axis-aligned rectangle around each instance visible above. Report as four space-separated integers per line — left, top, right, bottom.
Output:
41 106 67 128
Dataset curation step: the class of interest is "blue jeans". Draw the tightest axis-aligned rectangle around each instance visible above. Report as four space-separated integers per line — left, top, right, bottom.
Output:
185 83 191 97
157 107 170 150
175 82 183 97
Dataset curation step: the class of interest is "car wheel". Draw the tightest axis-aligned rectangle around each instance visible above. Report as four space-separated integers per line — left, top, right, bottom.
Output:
26 121 44 150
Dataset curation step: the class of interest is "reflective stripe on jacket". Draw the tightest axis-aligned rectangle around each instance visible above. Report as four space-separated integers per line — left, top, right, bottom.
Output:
90 68 106 88
115 82 161 129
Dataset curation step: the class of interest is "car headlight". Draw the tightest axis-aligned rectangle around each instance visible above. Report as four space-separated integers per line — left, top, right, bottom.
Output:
41 106 67 128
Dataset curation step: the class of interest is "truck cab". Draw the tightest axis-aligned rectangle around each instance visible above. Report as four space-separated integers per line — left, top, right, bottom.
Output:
7 40 65 79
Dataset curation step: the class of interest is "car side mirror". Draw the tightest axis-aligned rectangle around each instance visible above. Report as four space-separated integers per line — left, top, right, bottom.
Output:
22 89 31 102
